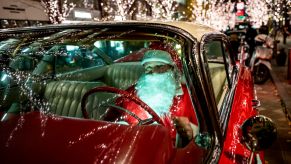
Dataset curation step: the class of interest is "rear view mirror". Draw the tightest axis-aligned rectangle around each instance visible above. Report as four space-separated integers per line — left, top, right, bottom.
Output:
241 115 277 152
241 115 277 163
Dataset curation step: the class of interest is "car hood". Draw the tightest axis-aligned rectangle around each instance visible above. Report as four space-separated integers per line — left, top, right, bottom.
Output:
0 112 174 164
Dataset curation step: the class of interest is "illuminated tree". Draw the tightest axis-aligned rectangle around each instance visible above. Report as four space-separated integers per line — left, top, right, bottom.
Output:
190 0 236 31
99 0 178 21
98 0 135 20
246 0 269 27
41 0 75 24
264 0 286 23
148 0 178 20
209 1 236 31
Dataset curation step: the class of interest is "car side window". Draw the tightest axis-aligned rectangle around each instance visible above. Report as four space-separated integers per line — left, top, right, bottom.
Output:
55 45 105 74
93 40 151 61
55 46 82 74
205 41 229 110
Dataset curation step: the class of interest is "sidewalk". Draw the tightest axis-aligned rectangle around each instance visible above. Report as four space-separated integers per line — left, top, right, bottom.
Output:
270 36 291 121
262 36 291 164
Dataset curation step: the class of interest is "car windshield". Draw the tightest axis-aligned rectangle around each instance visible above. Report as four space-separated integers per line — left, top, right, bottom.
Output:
0 27 188 125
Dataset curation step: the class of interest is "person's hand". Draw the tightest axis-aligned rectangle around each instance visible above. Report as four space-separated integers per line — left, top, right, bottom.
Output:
174 116 193 140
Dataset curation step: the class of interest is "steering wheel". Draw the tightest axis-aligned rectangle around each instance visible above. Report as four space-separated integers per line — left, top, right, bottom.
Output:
81 86 165 126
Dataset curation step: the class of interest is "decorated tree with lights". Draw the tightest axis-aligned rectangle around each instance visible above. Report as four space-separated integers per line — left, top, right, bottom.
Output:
264 0 290 24
99 0 178 21
41 0 75 24
209 1 236 31
264 0 290 43
245 0 269 27
189 0 236 31
98 0 135 20
148 0 178 20
190 0 207 23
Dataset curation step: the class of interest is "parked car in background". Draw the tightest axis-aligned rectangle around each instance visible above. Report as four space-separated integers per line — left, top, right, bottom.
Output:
0 21 276 164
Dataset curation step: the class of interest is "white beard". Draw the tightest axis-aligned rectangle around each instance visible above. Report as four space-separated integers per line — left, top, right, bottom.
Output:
135 71 176 117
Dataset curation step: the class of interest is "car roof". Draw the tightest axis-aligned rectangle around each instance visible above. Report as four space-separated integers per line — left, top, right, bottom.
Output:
153 21 217 41
72 21 218 41
0 21 218 41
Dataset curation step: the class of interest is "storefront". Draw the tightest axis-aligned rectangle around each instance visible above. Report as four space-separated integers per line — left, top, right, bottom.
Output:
0 0 49 28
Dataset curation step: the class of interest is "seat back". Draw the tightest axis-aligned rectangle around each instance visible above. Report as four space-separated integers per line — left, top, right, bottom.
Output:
43 62 144 119
44 81 114 119
103 62 144 89
49 62 144 89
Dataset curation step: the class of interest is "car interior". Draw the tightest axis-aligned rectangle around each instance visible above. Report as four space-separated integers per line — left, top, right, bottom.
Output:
44 61 145 119
1 28 228 128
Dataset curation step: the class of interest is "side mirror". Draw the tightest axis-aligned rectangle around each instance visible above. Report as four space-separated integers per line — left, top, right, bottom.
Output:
241 115 277 152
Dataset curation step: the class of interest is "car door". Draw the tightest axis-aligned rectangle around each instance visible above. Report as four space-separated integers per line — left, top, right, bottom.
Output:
201 33 260 163
199 33 241 162
218 44 259 163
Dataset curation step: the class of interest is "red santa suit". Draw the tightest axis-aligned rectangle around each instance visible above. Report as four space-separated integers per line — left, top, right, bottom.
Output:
115 84 197 141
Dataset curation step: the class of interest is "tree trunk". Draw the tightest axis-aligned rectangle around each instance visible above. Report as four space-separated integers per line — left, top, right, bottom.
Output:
56 0 63 24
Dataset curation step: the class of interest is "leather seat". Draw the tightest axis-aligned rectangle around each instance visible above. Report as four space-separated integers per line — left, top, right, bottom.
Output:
44 81 113 119
102 62 144 89
42 62 144 120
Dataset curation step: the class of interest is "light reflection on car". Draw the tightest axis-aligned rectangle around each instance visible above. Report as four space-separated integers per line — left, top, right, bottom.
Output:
0 21 276 164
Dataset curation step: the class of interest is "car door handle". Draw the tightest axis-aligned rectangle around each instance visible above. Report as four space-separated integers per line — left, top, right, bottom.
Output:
252 99 261 108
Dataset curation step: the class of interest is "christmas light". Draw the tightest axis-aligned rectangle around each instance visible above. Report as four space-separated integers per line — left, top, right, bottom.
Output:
41 0 76 24
190 0 236 31
41 0 288 30
99 0 178 21
246 0 269 28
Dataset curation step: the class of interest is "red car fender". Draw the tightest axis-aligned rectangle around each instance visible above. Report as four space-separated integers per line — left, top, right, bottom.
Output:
0 112 175 164
219 66 263 164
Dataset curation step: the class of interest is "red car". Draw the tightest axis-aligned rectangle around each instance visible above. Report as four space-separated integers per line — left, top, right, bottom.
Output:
0 21 276 164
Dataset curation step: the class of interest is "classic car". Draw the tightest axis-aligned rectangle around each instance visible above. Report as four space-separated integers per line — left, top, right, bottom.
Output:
0 21 276 164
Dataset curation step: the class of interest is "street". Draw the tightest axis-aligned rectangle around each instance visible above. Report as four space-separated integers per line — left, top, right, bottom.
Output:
255 79 291 164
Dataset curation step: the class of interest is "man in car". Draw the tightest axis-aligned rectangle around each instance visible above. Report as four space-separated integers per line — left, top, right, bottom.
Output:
112 49 199 146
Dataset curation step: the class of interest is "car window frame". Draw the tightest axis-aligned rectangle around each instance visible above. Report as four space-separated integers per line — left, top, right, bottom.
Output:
200 33 240 138
199 32 239 149
204 40 228 106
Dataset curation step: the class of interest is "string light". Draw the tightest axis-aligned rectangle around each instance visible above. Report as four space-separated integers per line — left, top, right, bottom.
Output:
41 0 75 24
99 0 178 21
265 0 291 23
246 0 269 28
40 0 287 30
190 0 236 31
148 0 179 20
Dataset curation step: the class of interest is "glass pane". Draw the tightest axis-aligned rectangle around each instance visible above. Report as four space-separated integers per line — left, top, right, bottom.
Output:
0 27 200 149
205 41 228 108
